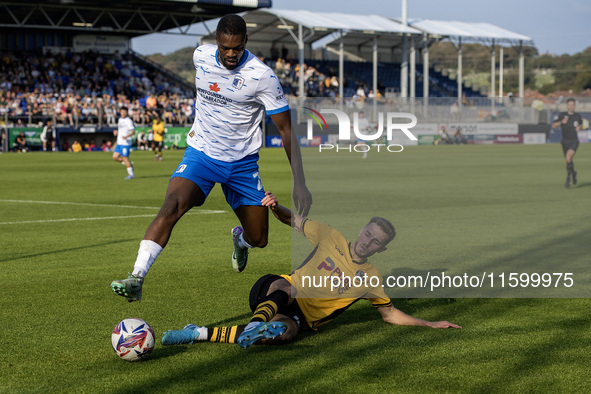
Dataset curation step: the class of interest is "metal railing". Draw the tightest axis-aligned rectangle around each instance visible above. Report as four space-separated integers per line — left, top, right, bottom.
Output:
289 96 539 125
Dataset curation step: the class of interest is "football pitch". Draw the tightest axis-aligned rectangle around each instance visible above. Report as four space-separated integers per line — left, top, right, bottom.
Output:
1 144 591 392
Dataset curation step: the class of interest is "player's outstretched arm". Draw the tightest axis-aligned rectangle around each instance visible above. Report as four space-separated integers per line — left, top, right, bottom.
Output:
261 191 304 231
378 305 461 329
270 110 313 217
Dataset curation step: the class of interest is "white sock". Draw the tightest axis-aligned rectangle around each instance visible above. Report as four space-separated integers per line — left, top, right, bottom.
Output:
127 166 134 176
132 240 163 278
196 327 208 341
238 233 253 249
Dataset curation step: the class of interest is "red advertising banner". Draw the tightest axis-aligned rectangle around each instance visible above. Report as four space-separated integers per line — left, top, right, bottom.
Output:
495 134 523 144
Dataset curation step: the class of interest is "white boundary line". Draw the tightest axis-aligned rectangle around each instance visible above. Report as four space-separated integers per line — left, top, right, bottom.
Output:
0 199 163 210
0 210 226 226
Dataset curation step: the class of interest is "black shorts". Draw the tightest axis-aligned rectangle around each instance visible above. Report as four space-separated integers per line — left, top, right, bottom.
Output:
153 141 163 149
249 274 307 332
561 140 579 155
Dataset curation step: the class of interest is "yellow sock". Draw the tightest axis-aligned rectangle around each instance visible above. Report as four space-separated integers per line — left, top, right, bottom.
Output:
208 326 243 343
251 300 278 323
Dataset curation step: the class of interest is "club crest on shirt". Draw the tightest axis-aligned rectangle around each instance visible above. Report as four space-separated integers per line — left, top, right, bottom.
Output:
276 85 285 101
232 76 245 90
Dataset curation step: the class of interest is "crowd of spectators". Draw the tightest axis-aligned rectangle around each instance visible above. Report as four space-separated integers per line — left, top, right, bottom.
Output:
260 53 390 109
0 47 394 130
0 49 195 127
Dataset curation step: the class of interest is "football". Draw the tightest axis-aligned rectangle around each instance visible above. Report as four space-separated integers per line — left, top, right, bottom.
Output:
111 318 155 362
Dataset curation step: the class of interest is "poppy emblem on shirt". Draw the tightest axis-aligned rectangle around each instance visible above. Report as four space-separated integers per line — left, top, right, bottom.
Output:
209 83 220 92
232 76 245 90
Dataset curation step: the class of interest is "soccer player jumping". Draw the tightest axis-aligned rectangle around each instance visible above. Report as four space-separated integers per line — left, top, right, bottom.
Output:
111 14 311 302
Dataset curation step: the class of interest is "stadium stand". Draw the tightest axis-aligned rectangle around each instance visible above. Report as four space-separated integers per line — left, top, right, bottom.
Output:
0 49 195 127
265 57 485 99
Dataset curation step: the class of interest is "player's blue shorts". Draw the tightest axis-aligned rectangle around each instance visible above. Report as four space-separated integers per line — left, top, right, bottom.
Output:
114 144 131 157
171 146 265 209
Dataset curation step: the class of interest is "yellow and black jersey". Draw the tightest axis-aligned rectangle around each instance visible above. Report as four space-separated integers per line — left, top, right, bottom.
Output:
152 120 165 142
282 219 392 330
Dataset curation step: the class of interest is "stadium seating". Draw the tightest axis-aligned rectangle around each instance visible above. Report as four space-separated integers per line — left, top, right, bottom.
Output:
279 59 486 99
0 49 487 129
0 49 194 127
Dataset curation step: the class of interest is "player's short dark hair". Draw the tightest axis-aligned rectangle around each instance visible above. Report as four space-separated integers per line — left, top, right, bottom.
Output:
216 14 247 38
120 106 128 112
567 97 575 104
368 217 396 245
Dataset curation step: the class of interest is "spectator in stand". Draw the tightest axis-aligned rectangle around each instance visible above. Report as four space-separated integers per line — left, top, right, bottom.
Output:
182 100 194 124
453 129 465 145
438 126 451 145
0 49 197 128
81 102 93 123
101 139 112 152
356 85 366 100
14 132 27 152
137 130 148 150
95 98 105 125
0 127 6 153
105 104 116 125
71 140 82 152
132 106 143 125
146 94 157 112
162 97 176 124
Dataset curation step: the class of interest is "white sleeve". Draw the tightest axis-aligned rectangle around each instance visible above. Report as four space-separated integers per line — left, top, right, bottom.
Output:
254 69 289 115
126 118 135 131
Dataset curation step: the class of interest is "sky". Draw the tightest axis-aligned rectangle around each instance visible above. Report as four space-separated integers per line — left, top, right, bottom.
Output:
131 0 591 56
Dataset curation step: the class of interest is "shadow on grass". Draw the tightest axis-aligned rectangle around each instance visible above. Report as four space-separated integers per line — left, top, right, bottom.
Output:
148 346 188 361
110 224 591 392
108 296 591 392
0 238 136 263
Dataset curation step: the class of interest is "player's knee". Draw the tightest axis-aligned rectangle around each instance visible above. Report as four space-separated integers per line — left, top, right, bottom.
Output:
268 279 293 299
158 200 185 221
253 236 268 248
246 233 268 248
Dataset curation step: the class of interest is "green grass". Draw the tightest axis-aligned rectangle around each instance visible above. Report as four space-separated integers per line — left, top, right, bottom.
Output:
1 145 590 392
